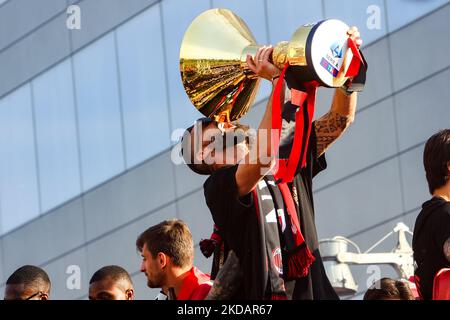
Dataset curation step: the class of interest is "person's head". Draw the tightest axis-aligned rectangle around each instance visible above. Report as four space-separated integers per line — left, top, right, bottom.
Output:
181 118 251 175
88 265 134 300
136 219 194 289
4 265 51 300
423 129 450 194
363 278 415 300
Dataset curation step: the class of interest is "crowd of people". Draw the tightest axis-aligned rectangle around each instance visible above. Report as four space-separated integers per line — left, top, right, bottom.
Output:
2 26 449 301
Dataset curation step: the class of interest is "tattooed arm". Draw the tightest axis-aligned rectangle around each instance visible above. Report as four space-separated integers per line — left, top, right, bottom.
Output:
443 236 450 263
315 88 357 157
315 26 362 157
205 250 243 300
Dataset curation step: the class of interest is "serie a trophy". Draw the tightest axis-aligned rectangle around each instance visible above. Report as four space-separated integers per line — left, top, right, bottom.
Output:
180 8 367 124
180 8 367 185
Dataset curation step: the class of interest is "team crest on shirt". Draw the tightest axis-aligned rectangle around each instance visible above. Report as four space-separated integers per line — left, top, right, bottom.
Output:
272 247 283 275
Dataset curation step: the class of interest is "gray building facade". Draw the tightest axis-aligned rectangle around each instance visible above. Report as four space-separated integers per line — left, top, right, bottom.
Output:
0 0 449 299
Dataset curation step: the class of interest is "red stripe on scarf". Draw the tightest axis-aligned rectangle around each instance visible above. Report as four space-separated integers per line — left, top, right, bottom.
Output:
270 64 316 278
271 66 318 184
345 37 364 78
299 84 317 169
278 182 315 279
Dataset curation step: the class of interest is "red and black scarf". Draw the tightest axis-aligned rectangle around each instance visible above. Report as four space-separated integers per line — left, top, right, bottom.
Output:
253 176 315 292
200 38 367 298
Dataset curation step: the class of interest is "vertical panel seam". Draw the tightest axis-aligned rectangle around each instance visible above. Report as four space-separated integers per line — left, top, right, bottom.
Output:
29 82 43 215
113 29 128 170
383 0 407 214
158 2 180 218
68 6 88 249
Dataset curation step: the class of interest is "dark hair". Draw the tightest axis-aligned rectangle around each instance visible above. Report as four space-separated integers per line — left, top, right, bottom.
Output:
363 278 415 300
89 265 133 285
423 129 450 194
181 118 214 175
6 265 51 290
136 219 194 268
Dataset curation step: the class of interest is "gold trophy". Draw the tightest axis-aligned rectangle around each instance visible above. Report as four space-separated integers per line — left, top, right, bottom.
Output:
180 8 357 123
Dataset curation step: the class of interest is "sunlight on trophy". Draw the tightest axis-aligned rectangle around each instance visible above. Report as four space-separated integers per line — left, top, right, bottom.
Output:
180 8 359 123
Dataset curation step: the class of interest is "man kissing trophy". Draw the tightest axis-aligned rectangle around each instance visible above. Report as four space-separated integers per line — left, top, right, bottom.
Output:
179 9 367 300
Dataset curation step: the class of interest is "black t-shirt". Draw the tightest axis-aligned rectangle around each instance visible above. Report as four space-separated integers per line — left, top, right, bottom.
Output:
203 122 338 300
413 197 450 300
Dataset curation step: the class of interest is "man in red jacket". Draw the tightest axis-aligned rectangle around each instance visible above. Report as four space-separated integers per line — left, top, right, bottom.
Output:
136 219 212 300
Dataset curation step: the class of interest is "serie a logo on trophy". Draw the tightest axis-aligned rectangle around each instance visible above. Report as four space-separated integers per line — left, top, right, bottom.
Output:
179 8 367 124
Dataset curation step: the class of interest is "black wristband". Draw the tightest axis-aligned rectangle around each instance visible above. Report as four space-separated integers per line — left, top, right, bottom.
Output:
339 83 353 96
